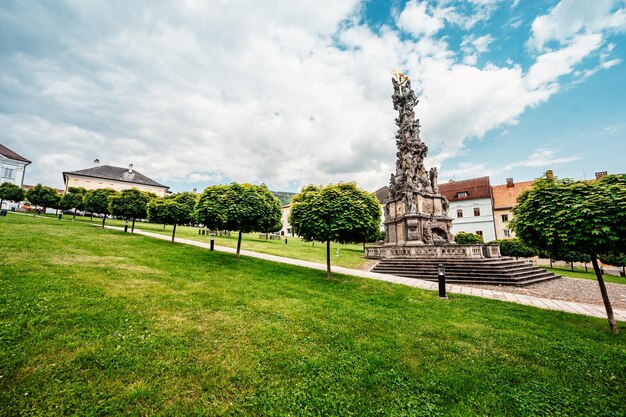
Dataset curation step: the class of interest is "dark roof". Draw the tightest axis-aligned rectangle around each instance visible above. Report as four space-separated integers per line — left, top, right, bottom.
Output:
63 165 168 188
374 186 389 204
0 144 31 164
439 176 491 202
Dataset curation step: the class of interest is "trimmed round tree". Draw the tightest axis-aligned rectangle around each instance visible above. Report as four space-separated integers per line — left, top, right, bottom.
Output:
0 182 25 209
108 188 153 233
289 182 381 278
147 198 191 243
25 184 61 215
59 187 87 220
195 183 282 259
511 175 626 334
84 188 117 227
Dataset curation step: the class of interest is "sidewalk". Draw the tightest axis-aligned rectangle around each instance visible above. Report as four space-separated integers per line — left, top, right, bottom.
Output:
105 225 626 322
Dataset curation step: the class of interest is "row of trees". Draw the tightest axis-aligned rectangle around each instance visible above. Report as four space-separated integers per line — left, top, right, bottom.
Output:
7 180 381 279
510 174 626 334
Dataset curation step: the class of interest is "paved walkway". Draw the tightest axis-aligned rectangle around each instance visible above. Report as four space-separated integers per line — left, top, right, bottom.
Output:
105 226 626 322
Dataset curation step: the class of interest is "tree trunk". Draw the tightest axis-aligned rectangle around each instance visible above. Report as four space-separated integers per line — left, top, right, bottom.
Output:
236 230 242 259
326 240 332 278
591 255 618 334
90 213 93 221
73 208 77 221
0 198 3 209
102 216 106 228
549 259 553 268
171 224 176 243
131 218 136 233
571 262 574 271
584 263 588 272
163 223 166 231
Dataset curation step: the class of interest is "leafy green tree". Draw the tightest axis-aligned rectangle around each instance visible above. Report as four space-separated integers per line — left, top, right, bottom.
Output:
195 183 282 259
600 252 626 277
60 187 87 220
108 188 154 233
25 184 61 216
0 182 25 209
454 231 484 244
173 191 198 224
497 238 538 259
511 175 626 334
84 188 117 227
147 198 191 243
289 182 381 278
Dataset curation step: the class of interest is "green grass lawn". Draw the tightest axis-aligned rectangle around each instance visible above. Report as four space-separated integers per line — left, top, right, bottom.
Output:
2 214 626 416
541 265 626 285
41 212 371 269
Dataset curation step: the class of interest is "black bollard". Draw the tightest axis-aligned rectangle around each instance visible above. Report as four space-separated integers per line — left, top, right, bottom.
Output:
210 239 214 251
438 264 447 299
58 213 62 220
198 229 201 235
124 224 128 233
285 238 288 244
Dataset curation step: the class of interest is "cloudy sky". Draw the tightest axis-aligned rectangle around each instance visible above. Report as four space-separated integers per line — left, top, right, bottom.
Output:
1 0 625 192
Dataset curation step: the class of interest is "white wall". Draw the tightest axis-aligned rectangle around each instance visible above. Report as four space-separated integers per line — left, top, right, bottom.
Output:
449 197 496 242
0 156 28 209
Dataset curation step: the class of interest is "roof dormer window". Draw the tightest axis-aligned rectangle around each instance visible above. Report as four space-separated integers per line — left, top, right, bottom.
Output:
457 191 468 198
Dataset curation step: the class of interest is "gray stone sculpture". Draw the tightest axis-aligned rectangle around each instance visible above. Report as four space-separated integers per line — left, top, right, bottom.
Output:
383 70 454 245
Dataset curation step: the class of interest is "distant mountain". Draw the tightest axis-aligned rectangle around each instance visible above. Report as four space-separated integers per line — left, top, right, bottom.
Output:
271 191 296 205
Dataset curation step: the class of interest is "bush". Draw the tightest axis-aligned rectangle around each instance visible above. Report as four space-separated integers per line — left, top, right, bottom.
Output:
497 238 538 259
454 232 483 244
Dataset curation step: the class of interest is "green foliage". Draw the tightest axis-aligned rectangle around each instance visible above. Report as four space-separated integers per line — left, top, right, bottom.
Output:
147 198 190 226
271 190 296 205
454 231 484 244
24 184 61 211
60 187 86 211
497 238 538 258
172 191 198 224
84 188 117 215
0 182 25 205
108 188 153 220
600 252 626 268
195 183 282 233
511 175 626 258
289 182 381 244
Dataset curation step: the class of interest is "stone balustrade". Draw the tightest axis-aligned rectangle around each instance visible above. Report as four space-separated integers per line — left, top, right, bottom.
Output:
365 244 501 260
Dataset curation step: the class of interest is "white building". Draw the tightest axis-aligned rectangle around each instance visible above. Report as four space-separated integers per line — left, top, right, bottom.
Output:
62 161 169 197
0 144 31 209
439 176 497 242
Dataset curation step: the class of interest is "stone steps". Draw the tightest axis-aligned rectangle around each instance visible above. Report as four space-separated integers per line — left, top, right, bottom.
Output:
371 257 559 286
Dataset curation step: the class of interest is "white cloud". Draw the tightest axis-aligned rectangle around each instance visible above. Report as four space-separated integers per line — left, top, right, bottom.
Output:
529 0 626 50
397 0 444 36
0 0 618 193
504 149 581 171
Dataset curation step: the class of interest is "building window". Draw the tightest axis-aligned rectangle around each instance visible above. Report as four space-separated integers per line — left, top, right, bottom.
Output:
3 168 14 179
476 230 483 237
504 229 511 238
501 214 509 222
457 191 468 198
474 207 480 216
456 209 463 218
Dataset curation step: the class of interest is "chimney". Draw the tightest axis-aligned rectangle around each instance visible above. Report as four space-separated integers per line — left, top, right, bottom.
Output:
128 164 134 174
546 170 554 180
595 171 607 180
506 178 514 188
94 158 100 166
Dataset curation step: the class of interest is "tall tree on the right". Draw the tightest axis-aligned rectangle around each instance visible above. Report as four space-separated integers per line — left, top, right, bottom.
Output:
511 175 626 334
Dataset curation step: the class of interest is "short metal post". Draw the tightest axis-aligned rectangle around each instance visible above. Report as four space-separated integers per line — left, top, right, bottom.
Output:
58 213 62 220
198 229 201 235
124 224 128 233
210 239 214 251
438 263 447 299
285 238 288 244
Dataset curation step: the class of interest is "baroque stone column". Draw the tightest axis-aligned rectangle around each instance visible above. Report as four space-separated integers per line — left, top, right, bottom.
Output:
384 70 454 246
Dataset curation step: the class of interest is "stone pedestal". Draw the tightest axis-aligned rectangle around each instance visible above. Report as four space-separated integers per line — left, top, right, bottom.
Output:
384 191 453 246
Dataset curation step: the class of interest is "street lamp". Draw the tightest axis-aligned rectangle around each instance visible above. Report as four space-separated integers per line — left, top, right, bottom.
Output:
438 263 447 299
